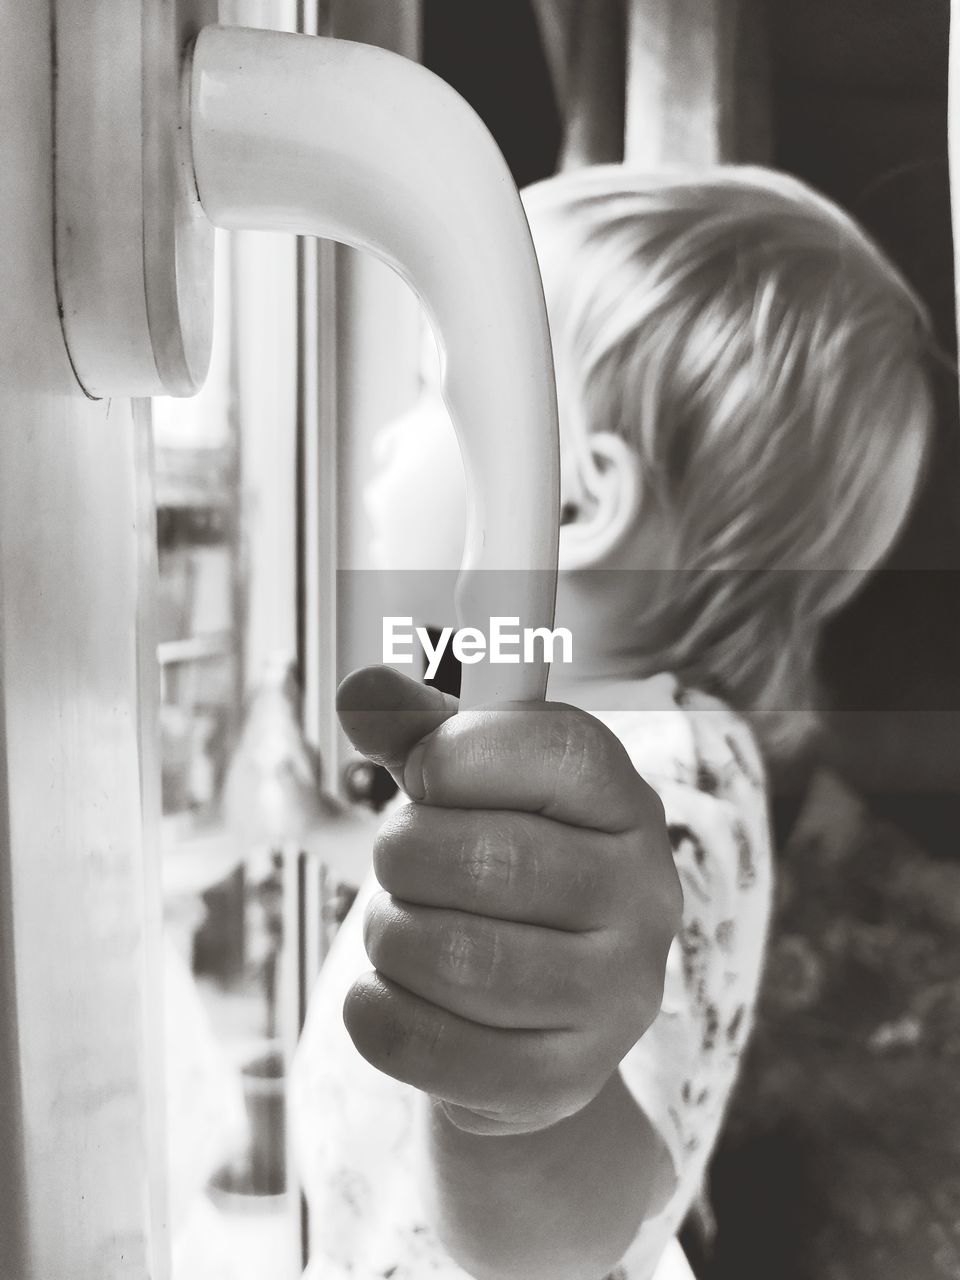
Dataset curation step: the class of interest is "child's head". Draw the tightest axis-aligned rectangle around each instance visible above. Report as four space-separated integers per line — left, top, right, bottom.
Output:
364 165 934 754
522 165 935 752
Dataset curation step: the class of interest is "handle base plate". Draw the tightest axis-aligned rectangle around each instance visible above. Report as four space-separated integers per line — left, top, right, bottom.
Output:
53 0 217 398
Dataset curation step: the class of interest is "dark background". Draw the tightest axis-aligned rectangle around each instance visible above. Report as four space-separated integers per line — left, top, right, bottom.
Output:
424 0 960 853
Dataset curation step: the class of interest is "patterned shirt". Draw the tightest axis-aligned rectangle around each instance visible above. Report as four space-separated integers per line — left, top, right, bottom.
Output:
290 675 773 1280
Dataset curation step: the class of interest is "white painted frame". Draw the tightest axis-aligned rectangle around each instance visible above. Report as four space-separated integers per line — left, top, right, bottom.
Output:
1 13 168 1277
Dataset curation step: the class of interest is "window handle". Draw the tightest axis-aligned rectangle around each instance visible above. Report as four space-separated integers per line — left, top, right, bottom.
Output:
55 10 560 708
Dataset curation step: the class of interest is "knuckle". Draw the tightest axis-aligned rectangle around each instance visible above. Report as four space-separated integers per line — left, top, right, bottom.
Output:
462 833 507 893
460 817 525 904
440 918 500 994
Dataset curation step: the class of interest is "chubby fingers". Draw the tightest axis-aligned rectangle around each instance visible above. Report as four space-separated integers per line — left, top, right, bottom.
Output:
373 802 627 931
401 700 664 834
343 970 583 1131
337 667 665 842
362 891 599 1029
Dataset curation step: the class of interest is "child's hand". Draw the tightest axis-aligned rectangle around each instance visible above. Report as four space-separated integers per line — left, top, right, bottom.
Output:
337 666 682 1136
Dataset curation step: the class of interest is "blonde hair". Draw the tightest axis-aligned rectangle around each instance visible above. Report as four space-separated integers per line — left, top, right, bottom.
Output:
523 165 936 756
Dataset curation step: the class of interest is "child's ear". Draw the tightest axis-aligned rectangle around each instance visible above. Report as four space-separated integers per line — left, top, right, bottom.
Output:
559 432 642 571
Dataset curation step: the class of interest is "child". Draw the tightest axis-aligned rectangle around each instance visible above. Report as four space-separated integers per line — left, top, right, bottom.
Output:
290 165 934 1280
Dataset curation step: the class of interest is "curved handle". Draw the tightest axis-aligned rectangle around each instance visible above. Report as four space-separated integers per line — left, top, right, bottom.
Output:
190 26 560 707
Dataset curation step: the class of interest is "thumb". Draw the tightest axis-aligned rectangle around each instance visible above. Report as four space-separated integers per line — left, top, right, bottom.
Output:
336 666 459 791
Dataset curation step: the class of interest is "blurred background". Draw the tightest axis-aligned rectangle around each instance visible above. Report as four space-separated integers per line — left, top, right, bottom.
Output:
153 3 959 1279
